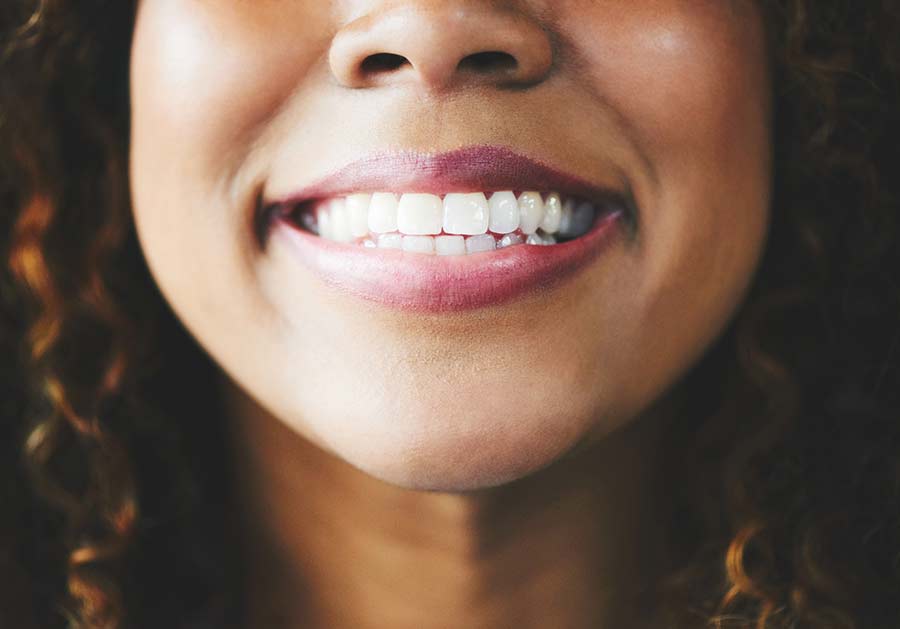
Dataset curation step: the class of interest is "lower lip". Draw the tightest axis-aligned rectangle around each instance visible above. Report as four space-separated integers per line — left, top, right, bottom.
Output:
271 211 625 313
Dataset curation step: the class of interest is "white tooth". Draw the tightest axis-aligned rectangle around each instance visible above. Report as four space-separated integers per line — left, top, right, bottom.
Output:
443 193 489 235
346 194 372 238
558 199 575 235
435 235 466 256
397 193 443 235
377 233 403 249
526 234 544 246
517 192 544 235
317 207 333 240
543 234 557 245
402 235 435 254
540 193 562 234
362 239 377 248
498 233 525 249
488 191 520 234
368 193 399 233
466 234 497 254
330 199 353 242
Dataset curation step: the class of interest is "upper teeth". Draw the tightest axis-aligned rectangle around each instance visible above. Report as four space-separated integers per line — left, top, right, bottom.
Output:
302 191 602 252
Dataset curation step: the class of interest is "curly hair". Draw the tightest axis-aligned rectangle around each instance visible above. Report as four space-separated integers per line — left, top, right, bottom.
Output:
1 1 898 628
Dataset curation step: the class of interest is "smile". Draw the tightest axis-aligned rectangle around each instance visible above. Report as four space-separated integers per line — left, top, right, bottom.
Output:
286 190 608 255
261 146 635 312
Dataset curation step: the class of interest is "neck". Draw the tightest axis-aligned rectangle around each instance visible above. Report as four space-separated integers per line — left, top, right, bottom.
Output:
222 379 681 629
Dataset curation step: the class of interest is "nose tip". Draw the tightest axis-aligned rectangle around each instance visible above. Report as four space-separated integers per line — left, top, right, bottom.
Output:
328 5 553 91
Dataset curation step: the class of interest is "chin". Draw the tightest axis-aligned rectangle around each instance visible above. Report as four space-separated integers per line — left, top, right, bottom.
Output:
296 390 595 493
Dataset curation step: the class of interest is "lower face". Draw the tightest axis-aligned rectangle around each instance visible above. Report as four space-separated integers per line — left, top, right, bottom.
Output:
129 0 772 491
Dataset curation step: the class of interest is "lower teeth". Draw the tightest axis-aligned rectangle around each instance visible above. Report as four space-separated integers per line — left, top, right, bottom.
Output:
351 230 560 255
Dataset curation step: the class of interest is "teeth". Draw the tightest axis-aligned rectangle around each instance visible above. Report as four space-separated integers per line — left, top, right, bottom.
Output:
317 207 333 240
558 198 574 235
539 193 562 234
398 193 443 235
330 200 354 243
402 235 436 254
498 233 525 249
368 193 399 234
466 234 497 254
299 189 605 253
377 233 403 249
443 193 489 235
346 194 372 238
435 235 467 256
488 192 520 234
517 192 544 235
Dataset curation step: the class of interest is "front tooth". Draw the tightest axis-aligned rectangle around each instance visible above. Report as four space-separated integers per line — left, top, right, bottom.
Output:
377 233 403 249
540 193 562 233
517 192 544 235
435 235 466 256
526 234 544 246
402 235 435 254
398 193 443 235
443 193 489 235
368 193 399 233
466 234 497 254
330 199 353 242
346 194 372 238
488 191 520 234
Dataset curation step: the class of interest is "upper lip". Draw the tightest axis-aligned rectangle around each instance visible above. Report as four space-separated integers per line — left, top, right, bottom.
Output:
262 145 634 212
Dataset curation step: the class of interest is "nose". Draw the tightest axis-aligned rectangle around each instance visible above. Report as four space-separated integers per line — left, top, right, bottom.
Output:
328 3 554 92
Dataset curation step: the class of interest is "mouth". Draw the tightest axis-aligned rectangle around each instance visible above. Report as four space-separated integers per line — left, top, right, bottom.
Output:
259 146 636 312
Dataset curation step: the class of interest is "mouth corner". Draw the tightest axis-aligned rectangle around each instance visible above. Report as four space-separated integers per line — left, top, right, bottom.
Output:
253 192 291 250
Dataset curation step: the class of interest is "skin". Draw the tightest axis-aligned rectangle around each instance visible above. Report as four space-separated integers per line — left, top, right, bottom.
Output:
129 1 772 626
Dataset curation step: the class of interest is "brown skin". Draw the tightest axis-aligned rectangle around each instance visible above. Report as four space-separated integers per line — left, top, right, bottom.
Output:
225 375 685 628
129 1 771 626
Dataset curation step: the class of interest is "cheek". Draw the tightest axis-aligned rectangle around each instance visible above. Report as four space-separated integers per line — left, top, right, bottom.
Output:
564 2 770 176
129 0 331 325
571 2 773 282
130 0 328 177
561 2 773 425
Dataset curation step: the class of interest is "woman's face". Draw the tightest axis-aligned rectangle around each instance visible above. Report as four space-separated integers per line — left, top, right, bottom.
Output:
130 1 771 491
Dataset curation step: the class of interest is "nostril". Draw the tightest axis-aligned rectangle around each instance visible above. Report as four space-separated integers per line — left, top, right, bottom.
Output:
457 51 518 74
360 53 411 76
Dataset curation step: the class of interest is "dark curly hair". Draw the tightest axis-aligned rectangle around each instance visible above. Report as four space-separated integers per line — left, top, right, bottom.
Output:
1 1 898 628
